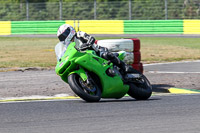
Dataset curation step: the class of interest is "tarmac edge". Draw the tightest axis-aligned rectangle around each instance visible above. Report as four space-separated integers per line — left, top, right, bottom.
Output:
0 88 200 103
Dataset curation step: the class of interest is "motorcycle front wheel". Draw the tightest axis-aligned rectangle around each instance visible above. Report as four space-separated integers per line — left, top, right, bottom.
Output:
68 73 101 102
128 72 152 100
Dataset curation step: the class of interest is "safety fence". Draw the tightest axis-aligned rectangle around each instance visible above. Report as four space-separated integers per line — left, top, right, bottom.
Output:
1 1 200 21
1 20 200 35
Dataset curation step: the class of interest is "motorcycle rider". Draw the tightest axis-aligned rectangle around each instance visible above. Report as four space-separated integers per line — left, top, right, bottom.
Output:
57 24 132 76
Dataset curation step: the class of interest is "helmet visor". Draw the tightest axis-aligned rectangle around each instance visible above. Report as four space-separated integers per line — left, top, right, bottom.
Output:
58 28 70 42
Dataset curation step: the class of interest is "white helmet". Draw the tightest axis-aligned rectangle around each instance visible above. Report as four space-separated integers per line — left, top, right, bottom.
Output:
57 24 76 46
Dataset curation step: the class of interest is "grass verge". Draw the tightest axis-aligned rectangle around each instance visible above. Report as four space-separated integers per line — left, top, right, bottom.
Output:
138 37 200 63
0 36 200 68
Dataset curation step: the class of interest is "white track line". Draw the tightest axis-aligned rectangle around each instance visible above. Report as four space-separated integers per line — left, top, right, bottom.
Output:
143 60 200 66
148 71 200 74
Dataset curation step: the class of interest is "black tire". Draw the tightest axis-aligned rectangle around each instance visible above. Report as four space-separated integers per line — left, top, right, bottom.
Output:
128 73 152 100
68 73 101 102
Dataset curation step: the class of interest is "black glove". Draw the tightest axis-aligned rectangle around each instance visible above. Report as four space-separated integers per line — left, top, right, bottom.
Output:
86 36 95 45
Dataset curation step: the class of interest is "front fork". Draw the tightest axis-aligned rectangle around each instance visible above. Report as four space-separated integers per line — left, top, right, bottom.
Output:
69 67 97 93
68 67 88 82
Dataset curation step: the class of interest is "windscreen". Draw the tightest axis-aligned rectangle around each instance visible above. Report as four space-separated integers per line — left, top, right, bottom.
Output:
55 42 67 61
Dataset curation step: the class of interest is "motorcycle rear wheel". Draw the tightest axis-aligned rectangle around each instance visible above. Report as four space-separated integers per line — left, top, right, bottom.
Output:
128 72 152 100
68 73 101 102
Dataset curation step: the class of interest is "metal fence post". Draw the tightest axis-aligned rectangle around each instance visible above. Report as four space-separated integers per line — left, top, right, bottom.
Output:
129 0 132 20
94 0 97 20
59 0 63 20
165 0 168 20
74 19 76 30
26 0 29 20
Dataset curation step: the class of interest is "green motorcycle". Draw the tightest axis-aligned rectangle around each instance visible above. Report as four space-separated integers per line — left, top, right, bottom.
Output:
55 42 152 102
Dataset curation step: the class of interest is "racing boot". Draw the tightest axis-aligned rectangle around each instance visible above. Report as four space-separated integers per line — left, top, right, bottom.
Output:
102 52 134 75
117 60 135 75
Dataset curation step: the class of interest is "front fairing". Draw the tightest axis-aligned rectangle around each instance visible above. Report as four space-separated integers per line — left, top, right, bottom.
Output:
55 42 77 75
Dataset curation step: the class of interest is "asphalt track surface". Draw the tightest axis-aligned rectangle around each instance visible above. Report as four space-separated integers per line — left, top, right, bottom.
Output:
144 61 200 92
144 60 200 73
0 94 200 133
0 61 200 133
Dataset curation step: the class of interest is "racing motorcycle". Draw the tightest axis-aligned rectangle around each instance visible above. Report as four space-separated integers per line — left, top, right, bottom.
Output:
55 41 152 102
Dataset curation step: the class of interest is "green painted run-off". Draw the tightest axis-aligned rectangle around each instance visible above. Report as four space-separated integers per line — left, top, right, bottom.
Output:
11 21 65 34
124 20 184 34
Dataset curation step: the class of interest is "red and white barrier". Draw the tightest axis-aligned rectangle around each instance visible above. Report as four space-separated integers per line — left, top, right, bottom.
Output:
131 63 143 74
97 39 133 52
95 38 143 73
129 38 143 73
123 51 141 64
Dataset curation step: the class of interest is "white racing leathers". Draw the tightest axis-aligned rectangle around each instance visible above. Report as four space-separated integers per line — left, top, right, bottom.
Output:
74 31 129 73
